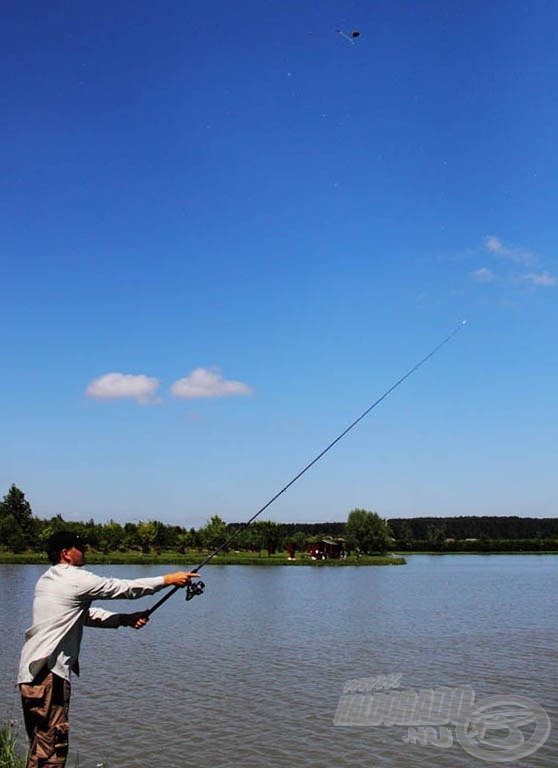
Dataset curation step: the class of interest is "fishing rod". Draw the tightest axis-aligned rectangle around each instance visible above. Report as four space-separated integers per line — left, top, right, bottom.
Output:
146 320 467 616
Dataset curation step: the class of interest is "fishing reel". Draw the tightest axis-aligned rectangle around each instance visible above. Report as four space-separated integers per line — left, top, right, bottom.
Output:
185 579 205 601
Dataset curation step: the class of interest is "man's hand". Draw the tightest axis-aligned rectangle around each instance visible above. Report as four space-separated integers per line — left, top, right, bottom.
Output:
163 571 200 587
121 611 150 629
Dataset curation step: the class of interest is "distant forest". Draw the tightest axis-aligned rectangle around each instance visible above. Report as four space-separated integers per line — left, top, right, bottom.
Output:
387 516 558 551
1 484 558 554
282 516 558 540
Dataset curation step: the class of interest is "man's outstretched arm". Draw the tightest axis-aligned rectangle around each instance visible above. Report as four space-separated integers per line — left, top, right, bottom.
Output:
121 572 200 630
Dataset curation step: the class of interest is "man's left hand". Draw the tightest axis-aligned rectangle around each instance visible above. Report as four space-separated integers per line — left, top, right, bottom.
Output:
121 611 149 629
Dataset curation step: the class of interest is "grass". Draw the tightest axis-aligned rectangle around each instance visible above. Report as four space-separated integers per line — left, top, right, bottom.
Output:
0 722 25 768
0 722 107 768
0 550 405 566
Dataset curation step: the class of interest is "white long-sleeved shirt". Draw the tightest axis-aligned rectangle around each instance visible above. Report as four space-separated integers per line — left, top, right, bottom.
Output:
18 564 166 683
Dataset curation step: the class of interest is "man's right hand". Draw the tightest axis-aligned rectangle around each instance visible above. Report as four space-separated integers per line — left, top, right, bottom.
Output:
163 571 200 587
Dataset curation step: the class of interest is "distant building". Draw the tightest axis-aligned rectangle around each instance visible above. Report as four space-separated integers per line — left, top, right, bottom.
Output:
306 538 344 560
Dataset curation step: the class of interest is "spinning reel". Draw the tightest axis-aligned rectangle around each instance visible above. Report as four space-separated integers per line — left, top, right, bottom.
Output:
185 579 205 601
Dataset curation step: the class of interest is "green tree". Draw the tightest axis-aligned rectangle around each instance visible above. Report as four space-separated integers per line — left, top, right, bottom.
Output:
0 513 27 552
164 525 185 551
236 523 264 554
175 531 190 554
394 521 414 551
0 485 34 550
99 520 124 553
123 522 140 550
82 519 101 551
258 520 282 556
427 525 446 551
148 520 168 553
200 515 228 551
290 531 308 553
137 521 159 554
186 527 202 550
345 508 391 555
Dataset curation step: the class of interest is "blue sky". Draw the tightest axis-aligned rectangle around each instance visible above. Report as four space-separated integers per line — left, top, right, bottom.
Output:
2 1 557 527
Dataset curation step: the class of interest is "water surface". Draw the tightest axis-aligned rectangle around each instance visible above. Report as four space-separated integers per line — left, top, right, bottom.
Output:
1 556 557 767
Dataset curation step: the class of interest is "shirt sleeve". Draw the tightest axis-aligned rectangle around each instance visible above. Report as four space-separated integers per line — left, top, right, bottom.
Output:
74 568 166 601
85 606 122 628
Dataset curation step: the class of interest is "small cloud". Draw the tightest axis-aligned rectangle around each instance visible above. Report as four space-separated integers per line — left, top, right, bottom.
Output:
171 368 253 399
520 271 558 287
484 235 507 255
483 235 536 266
471 267 496 283
86 373 160 404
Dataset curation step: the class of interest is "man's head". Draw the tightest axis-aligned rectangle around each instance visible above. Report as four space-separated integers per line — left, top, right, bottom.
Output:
46 531 87 566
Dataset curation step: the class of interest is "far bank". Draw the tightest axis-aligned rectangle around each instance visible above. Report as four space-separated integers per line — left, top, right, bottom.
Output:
0 550 405 566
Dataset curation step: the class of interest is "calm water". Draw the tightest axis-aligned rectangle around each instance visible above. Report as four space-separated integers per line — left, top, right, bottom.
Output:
1 556 557 767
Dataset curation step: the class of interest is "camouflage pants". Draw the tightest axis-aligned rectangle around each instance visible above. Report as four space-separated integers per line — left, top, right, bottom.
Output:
20 669 71 768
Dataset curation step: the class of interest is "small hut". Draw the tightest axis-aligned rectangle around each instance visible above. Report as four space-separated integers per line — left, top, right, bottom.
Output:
305 538 343 560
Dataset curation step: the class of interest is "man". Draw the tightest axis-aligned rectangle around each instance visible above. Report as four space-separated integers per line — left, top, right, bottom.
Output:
18 530 199 768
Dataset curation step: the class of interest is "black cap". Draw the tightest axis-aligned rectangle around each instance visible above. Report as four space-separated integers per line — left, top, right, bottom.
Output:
46 531 87 563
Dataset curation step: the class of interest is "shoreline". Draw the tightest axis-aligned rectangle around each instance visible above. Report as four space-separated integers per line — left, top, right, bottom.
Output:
395 550 558 556
3 550 558 566
0 552 406 566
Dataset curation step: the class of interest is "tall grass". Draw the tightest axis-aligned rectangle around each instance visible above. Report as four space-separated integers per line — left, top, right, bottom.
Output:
0 722 25 768
0 723 107 768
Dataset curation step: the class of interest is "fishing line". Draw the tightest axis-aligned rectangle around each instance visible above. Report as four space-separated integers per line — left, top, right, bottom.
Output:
146 320 466 616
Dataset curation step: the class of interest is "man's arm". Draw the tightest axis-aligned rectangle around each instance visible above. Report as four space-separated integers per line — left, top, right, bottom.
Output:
118 573 198 629
84 607 149 629
81 570 200 629
76 570 200 601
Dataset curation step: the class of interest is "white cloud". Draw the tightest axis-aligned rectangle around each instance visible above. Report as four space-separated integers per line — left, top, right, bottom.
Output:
170 368 253 399
471 267 496 283
483 235 536 266
484 235 506 255
520 271 558 287
86 373 160 403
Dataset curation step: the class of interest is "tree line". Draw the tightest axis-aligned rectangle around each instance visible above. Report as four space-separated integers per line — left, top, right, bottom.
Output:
0 485 391 556
388 516 558 551
1 484 557 556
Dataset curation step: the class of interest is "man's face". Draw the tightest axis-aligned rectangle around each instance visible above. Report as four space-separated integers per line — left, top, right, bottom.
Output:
61 546 86 566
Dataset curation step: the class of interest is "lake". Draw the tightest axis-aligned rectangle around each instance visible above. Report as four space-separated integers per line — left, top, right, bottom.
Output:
1 556 557 767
